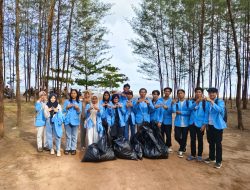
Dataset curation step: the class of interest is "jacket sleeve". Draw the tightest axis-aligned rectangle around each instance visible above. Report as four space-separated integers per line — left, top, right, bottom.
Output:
212 99 224 114
85 104 90 117
44 105 50 118
181 101 191 116
203 102 209 125
77 102 82 114
63 100 68 114
189 101 197 110
35 102 42 112
147 99 154 112
159 107 164 123
97 105 103 117
119 102 126 115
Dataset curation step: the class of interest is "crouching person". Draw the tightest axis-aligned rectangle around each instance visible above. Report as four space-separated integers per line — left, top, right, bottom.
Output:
44 93 63 157
84 94 104 146
204 88 227 169
63 89 82 155
173 89 190 158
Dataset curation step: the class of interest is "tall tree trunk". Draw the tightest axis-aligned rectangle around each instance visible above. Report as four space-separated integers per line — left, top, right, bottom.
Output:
227 0 244 130
196 0 205 87
0 0 4 138
243 2 249 109
56 0 61 94
45 0 56 94
15 0 21 127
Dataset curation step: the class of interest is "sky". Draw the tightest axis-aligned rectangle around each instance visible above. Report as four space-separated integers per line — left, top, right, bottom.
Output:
100 0 160 95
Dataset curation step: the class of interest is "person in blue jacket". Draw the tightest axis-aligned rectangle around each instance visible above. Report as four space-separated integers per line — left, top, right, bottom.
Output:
150 90 163 129
100 91 112 134
173 89 190 158
44 93 63 157
204 88 227 169
187 87 208 161
34 91 47 152
159 87 174 153
133 88 154 131
124 90 136 140
109 94 126 138
63 89 82 155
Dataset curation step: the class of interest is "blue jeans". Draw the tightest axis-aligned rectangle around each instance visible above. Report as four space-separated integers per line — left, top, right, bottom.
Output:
46 119 61 151
65 124 78 150
124 116 135 140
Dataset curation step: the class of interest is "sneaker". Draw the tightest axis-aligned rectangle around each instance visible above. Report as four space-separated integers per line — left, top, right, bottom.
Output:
178 151 183 158
183 147 187 154
50 149 55 155
186 155 196 161
204 157 216 164
56 150 61 157
197 156 203 162
168 147 173 153
214 162 222 169
37 147 43 152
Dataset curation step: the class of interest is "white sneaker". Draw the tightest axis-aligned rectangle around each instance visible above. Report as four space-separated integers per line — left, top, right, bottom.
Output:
56 150 61 157
168 147 173 153
50 149 55 155
178 151 183 158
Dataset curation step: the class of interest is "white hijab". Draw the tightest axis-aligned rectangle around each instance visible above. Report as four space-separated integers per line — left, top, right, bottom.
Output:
89 94 99 126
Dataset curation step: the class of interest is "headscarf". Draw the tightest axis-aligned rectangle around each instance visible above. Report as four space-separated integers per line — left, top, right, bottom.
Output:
47 93 59 120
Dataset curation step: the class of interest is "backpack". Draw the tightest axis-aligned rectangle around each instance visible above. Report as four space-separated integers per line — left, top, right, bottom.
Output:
215 99 227 123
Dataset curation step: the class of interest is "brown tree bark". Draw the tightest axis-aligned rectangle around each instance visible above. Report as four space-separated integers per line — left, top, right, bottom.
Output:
0 0 4 137
15 0 21 127
227 0 244 130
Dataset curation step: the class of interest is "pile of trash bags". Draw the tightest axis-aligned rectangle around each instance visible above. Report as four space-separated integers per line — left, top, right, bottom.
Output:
82 125 168 162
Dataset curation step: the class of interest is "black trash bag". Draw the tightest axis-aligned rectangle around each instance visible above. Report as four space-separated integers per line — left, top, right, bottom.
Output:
82 134 116 162
140 125 168 159
113 137 138 160
130 133 143 160
82 143 101 162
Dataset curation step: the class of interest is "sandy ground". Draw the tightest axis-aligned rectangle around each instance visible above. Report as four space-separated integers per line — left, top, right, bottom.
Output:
0 100 250 190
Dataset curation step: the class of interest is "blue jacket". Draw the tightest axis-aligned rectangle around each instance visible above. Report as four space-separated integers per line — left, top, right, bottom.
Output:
207 98 227 130
35 101 46 127
133 98 154 124
109 102 126 127
173 100 191 127
51 111 64 138
119 93 128 103
159 97 173 125
84 103 104 136
124 99 136 125
63 100 82 126
99 99 112 126
150 98 163 123
189 100 208 127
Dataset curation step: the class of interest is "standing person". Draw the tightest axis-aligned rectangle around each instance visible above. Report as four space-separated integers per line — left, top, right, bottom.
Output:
100 91 112 134
150 90 163 130
124 90 136 140
84 94 104 146
173 89 190 158
134 88 154 130
44 94 64 156
187 87 208 161
119 83 130 103
63 89 82 155
80 90 91 150
34 91 47 152
204 88 227 169
159 87 174 153
109 94 126 139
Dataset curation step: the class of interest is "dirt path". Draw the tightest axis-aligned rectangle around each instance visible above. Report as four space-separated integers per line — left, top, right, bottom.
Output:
0 102 250 190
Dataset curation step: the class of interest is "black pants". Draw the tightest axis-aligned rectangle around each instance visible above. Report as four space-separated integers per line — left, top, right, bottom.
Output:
102 119 109 134
206 125 223 163
174 127 189 151
161 124 172 147
190 125 204 157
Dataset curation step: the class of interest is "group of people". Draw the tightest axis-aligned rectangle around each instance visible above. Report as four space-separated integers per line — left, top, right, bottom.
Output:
34 84 227 169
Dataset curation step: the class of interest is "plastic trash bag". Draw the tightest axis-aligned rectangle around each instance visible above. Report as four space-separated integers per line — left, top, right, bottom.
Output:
130 133 143 160
113 137 138 160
